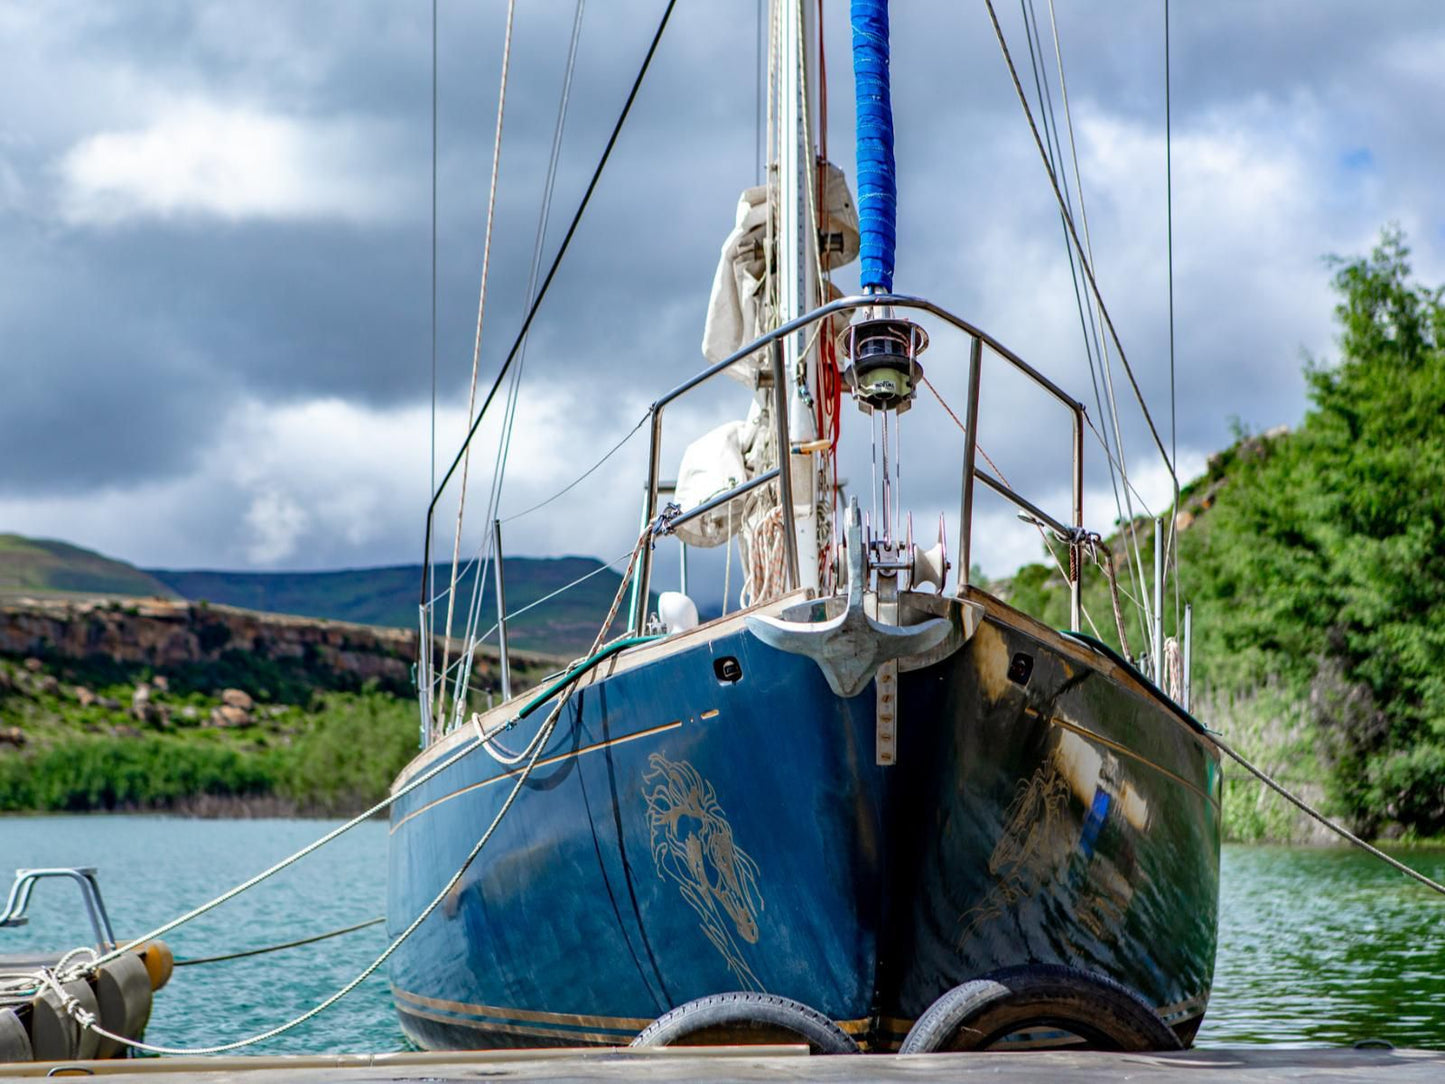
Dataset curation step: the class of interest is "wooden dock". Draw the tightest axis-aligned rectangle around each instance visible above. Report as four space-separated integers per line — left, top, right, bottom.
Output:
2 1046 1443 1081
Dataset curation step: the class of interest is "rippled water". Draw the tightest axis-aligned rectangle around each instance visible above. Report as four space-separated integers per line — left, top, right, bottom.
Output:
1198 844 1445 1048
2 818 1442 1053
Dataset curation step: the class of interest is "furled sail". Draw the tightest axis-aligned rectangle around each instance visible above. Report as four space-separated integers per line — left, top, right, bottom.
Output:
681 161 859 573
701 162 860 382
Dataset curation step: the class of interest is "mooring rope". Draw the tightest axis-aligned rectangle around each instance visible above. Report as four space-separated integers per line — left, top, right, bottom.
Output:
39 722 554 1056
1214 734 1445 898
72 729 488 978
173 917 385 968
38 522 660 1056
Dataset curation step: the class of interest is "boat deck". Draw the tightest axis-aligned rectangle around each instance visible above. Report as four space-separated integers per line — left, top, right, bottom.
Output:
1 1046 1441 1081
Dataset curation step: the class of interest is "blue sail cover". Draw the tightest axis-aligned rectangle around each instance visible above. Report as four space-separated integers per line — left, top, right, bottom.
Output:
851 0 895 293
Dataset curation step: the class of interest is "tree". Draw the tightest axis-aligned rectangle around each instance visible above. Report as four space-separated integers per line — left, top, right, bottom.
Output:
1200 229 1445 834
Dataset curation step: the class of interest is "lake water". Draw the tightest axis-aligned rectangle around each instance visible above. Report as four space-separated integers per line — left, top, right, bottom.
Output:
2 817 1442 1054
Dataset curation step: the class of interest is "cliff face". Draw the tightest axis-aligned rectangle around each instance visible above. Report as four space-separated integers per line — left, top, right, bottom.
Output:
0 598 561 815
0 596 418 693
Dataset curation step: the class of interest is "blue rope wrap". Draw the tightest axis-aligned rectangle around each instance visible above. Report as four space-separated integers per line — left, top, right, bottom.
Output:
851 0 896 292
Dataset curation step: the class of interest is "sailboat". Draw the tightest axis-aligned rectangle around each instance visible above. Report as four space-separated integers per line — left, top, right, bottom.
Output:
387 0 1221 1054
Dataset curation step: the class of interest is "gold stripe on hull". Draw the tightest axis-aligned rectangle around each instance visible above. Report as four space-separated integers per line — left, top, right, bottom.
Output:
390 719 683 833
393 986 652 1032
393 986 871 1047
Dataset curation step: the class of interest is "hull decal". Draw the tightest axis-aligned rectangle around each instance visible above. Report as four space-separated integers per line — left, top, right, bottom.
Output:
643 753 764 990
957 761 1075 948
391 719 683 833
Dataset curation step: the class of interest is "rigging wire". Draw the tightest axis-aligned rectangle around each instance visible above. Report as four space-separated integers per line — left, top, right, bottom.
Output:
1165 0 1183 639
497 544 640 628
487 0 588 532
985 0 1177 476
427 0 438 677
442 0 590 729
503 412 650 525
1030 69 1129 586
1037 0 1152 654
1012 0 1155 648
982 0 1180 542
1009 0 1150 653
420 0 680 612
436 0 518 726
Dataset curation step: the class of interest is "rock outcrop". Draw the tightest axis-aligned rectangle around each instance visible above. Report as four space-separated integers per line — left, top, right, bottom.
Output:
0 597 418 693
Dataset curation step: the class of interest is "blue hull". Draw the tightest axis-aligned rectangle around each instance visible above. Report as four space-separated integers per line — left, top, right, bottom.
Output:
387 590 1220 1050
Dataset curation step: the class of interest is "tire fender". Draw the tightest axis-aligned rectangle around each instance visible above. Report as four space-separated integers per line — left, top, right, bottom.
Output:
900 964 1184 1054
631 991 860 1054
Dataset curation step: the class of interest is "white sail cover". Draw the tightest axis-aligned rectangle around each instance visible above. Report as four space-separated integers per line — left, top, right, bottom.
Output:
701 184 769 382
701 161 859 383
672 418 754 548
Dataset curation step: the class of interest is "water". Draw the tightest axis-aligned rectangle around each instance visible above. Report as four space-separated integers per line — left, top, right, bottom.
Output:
2 819 1442 1053
0 816 400 1054
1198 844 1445 1048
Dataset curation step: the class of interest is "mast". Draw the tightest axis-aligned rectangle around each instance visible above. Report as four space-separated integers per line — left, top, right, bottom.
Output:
778 0 821 592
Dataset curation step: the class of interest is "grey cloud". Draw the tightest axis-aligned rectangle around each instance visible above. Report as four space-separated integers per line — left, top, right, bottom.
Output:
4 0 1445 574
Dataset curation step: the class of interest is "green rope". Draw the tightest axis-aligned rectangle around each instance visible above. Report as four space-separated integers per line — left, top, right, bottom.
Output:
508 635 663 725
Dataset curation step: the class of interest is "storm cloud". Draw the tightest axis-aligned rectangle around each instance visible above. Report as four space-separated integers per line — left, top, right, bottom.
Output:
2 1 1444 582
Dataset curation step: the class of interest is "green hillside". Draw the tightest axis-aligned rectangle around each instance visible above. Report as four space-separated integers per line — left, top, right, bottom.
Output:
0 531 653 656
148 557 645 657
0 531 653 659
1003 229 1445 840
0 534 177 598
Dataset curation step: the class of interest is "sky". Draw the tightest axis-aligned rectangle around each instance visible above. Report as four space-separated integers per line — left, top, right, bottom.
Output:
2 0 1444 594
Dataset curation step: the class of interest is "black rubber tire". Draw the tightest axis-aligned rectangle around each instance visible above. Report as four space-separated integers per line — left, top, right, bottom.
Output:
630 992 860 1054
899 964 1184 1054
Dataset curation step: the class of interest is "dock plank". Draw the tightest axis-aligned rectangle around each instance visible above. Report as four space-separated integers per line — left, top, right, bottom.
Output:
2 1047 1444 1082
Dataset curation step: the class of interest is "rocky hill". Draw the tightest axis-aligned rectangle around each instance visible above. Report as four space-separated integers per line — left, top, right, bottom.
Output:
147 557 644 657
0 532 648 656
0 596 559 816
